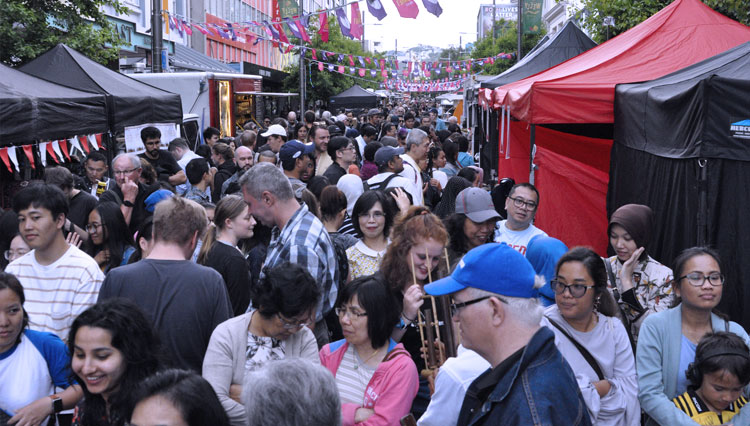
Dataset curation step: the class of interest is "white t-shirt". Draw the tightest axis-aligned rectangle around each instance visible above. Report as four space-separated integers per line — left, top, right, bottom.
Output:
366 172 413 191
431 169 448 190
177 150 202 170
5 245 103 341
398 154 424 206
493 220 547 256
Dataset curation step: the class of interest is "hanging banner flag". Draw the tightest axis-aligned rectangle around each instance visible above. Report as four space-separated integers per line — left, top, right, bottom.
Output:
0 148 11 173
46 142 59 163
357 56 365 67
286 17 303 39
51 141 64 162
422 0 442 17
182 20 193 36
273 23 289 44
522 0 543 33
366 0 387 20
22 145 35 170
311 48 318 60
318 12 329 42
392 0 419 18
337 65 345 73
88 134 99 150
225 23 238 41
278 0 298 19
350 2 363 39
318 62 324 71
336 7 353 39
192 23 210 35
39 142 49 166
58 140 71 161
348 54 355 66
294 18 311 42
69 137 84 156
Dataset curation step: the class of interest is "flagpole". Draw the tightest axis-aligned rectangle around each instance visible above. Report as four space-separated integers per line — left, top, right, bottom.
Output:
151 0 163 72
298 0 305 117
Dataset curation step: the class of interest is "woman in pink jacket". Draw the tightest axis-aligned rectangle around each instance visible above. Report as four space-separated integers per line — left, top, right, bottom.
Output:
320 274 419 425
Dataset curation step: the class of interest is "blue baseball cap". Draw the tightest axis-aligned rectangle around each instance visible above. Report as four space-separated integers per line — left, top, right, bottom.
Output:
425 243 538 298
279 140 315 162
144 189 175 213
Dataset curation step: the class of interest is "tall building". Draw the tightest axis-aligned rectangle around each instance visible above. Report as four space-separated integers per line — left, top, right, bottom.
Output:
542 0 584 35
477 2 518 40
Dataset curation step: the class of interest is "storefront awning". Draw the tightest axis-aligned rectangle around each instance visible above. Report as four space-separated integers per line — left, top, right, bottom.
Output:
171 44 237 73
236 91 298 97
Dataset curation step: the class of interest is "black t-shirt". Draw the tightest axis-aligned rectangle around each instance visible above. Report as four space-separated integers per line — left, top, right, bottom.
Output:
139 151 181 183
99 182 158 235
203 242 251 316
322 162 347 185
68 191 98 229
98 259 232 372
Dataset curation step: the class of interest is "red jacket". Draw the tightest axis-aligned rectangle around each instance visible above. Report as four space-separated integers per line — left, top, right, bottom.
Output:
320 339 419 426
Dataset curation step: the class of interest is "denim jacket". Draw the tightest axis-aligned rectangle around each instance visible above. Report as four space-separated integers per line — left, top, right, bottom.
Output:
457 327 592 426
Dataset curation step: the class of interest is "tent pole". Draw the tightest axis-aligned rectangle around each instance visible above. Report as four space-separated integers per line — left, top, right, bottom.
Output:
529 124 535 184
697 158 707 246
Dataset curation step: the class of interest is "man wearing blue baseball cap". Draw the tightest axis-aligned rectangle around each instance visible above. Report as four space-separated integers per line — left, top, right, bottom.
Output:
425 243 592 426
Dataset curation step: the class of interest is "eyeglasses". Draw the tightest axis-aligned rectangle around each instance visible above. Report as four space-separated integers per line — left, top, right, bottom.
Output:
340 146 356 152
113 167 139 176
4 249 29 261
85 223 103 234
508 196 538 210
276 313 314 330
450 295 505 316
678 272 725 287
359 211 385 220
550 280 595 298
335 306 367 319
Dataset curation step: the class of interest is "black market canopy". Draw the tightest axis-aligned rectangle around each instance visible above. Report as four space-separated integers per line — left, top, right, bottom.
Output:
329 84 380 109
480 21 597 90
0 63 108 146
20 44 182 132
609 41 750 329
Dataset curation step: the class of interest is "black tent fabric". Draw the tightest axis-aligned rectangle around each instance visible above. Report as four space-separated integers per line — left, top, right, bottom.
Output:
480 21 597 89
615 41 750 160
0 63 108 146
329 85 379 109
20 44 182 132
609 42 750 329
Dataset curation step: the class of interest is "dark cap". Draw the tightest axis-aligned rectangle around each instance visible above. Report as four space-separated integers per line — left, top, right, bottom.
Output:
374 146 404 167
368 108 383 116
327 125 343 137
279 140 315 162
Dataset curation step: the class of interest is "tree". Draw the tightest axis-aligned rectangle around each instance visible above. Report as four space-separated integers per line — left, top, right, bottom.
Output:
0 0 127 66
283 18 383 107
577 0 750 43
470 20 546 76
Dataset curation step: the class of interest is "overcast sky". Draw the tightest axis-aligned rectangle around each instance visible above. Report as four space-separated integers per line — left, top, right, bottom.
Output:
362 0 493 52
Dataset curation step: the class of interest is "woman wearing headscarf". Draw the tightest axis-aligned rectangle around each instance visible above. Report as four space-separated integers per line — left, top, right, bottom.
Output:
432 176 472 218
604 204 674 345
337 174 365 237
526 236 569 307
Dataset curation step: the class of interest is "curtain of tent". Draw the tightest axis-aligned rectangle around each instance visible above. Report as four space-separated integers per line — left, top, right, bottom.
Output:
607 143 750 327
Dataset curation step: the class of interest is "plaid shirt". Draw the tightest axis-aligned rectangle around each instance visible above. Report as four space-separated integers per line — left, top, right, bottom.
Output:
261 203 338 322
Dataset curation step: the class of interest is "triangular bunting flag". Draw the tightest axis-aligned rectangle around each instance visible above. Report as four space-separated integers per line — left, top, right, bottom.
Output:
0 148 11 173
312 49 318 60
52 141 64 161
7 146 19 173
193 24 210 36
366 0 388 20
182 20 193 36
58 140 71 161
318 62 324 71
358 68 365 77
22 145 35 170
69 137 84 156
40 142 49 166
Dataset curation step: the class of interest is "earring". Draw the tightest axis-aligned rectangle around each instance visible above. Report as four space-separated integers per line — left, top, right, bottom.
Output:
594 296 601 313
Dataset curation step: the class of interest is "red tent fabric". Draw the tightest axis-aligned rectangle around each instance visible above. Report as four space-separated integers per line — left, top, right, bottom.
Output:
492 0 750 124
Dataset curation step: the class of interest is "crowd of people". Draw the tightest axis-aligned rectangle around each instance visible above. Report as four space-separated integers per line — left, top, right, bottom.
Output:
2 102 750 426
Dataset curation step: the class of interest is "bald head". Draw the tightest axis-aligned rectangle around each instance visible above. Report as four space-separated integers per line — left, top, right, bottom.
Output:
235 146 254 171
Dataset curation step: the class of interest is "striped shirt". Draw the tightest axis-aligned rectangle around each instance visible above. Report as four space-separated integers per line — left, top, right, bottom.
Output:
5 245 103 341
335 345 376 405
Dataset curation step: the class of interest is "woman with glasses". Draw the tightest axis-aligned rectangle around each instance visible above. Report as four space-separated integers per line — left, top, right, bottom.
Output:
4 233 30 268
636 247 750 426
541 247 640 425
346 191 395 280
84 202 135 273
604 204 674 344
320 274 418 426
202 262 320 426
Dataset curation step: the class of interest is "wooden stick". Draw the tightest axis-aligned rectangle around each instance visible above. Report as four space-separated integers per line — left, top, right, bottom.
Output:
410 250 417 286
444 247 451 273
425 248 432 284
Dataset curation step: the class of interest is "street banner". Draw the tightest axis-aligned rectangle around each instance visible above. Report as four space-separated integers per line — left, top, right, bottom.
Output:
522 0 543 33
279 0 298 18
392 0 419 19
351 2 363 39
336 7 354 39
422 0 442 17
367 0 388 20
318 12 329 42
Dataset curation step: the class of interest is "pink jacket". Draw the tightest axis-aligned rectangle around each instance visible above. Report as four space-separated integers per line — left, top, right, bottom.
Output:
320 339 419 426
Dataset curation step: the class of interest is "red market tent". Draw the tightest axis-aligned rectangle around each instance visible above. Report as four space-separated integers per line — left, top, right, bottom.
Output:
487 0 750 255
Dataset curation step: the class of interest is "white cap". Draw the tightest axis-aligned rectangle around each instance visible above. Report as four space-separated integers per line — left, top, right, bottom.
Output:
261 124 287 138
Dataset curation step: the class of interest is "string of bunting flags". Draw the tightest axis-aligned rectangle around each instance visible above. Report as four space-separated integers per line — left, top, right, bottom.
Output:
0 134 106 173
307 58 468 92
164 0 444 46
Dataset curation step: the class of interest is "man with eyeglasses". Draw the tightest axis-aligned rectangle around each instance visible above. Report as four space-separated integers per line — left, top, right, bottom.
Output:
99 153 158 234
494 183 547 255
424 243 592 426
323 136 356 185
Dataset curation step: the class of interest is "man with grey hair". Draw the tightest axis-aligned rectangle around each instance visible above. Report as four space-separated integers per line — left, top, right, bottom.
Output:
239 162 338 347
425 243 592 426
99 152 158 234
398 128 429 206
243 359 340 426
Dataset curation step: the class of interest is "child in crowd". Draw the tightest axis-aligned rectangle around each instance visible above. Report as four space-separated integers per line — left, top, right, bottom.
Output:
673 332 750 425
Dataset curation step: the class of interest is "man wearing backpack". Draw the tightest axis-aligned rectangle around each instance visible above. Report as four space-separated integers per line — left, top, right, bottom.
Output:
365 146 412 192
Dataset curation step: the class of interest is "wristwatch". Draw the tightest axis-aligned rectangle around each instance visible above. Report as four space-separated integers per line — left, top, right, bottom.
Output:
122 199 135 208
51 394 63 413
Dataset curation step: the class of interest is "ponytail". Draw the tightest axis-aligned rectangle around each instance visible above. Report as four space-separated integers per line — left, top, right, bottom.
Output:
196 222 218 265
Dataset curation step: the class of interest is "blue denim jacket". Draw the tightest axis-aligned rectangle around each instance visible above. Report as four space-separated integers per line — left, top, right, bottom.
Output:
457 327 592 426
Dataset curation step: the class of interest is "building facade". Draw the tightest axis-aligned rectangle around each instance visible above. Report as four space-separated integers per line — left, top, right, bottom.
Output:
477 2 519 40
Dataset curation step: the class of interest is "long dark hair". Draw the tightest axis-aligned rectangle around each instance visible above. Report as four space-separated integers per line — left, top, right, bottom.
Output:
0 272 28 346
443 213 483 255
555 247 619 317
85 202 134 271
68 299 162 426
